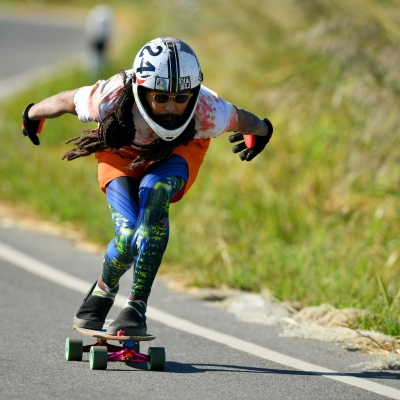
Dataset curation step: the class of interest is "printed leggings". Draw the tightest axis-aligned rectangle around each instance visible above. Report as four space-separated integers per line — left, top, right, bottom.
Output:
102 155 189 297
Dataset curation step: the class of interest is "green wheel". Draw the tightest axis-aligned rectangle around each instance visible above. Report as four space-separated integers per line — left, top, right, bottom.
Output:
147 347 166 371
90 346 108 370
65 338 83 361
133 341 140 353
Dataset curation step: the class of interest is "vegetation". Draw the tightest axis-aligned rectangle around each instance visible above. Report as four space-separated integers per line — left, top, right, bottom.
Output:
0 0 399 336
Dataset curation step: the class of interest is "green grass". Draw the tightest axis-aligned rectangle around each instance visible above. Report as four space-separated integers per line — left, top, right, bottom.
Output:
1 0 399 337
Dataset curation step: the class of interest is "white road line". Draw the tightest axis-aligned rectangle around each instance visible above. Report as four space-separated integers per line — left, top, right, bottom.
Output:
0 240 399 399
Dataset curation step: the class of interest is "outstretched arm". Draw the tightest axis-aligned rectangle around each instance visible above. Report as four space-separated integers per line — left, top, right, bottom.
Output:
22 89 79 145
27 89 79 120
231 107 271 137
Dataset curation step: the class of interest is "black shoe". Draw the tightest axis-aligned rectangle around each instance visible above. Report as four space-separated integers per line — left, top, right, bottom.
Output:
106 301 147 336
73 281 118 330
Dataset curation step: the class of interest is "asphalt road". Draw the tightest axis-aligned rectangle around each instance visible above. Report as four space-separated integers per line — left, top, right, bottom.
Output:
0 14 85 81
0 12 399 400
0 14 86 100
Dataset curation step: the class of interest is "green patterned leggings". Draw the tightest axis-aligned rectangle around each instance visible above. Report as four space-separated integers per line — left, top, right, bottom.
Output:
102 155 188 297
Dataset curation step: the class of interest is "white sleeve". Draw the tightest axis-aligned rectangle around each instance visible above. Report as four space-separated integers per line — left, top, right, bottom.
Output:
194 85 238 138
73 73 127 123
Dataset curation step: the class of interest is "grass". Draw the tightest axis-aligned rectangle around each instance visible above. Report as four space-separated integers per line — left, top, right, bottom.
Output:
0 0 399 336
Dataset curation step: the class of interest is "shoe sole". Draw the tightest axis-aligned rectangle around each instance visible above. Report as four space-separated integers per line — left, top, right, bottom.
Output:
73 316 104 331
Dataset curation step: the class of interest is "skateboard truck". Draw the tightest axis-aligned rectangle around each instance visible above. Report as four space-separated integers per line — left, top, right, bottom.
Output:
66 322 166 370
81 337 150 362
108 340 150 363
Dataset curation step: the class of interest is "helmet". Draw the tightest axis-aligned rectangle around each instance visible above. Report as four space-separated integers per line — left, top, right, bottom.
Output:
132 37 203 141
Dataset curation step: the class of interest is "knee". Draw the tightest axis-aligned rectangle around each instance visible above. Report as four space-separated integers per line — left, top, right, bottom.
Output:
105 227 135 263
147 181 172 210
115 227 135 249
152 181 172 196
149 181 171 211
141 182 172 226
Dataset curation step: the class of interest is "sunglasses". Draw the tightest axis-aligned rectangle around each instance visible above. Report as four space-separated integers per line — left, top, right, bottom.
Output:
149 90 193 104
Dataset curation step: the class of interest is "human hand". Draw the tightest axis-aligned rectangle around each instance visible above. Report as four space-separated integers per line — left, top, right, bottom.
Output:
22 103 45 145
228 118 273 161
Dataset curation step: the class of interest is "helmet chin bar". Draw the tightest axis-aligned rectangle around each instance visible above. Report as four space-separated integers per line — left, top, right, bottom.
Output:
136 85 200 141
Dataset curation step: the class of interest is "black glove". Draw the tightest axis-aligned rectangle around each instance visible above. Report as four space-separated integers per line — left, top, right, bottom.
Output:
228 118 273 161
22 103 45 146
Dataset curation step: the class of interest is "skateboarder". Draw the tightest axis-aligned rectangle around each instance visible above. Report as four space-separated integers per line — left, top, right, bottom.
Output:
21 37 273 336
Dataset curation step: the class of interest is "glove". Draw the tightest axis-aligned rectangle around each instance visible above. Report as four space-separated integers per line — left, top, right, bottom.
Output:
22 103 45 145
228 118 273 161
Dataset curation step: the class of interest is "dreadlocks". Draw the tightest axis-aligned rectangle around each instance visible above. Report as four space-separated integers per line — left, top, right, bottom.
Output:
62 70 197 168
62 70 136 162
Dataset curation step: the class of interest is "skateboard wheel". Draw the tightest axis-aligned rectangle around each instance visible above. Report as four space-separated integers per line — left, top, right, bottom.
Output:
147 347 166 371
65 338 83 361
90 346 108 370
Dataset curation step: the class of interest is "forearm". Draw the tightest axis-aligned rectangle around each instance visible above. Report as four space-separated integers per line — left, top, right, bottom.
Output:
28 89 79 120
231 107 270 137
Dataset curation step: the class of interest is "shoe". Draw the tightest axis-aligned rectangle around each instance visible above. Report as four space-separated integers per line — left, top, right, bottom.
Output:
106 300 147 336
73 281 118 330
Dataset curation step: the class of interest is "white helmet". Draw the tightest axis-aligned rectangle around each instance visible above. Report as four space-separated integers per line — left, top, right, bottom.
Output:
132 37 203 141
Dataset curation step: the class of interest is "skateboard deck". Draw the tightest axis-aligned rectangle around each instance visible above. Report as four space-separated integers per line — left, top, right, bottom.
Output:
65 319 165 371
73 319 156 341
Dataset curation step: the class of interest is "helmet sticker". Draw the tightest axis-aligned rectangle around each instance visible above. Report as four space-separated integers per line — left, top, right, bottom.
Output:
155 77 169 91
179 77 191 91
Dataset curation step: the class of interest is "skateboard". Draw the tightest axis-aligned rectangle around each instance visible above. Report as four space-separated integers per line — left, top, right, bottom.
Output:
65 319 166 371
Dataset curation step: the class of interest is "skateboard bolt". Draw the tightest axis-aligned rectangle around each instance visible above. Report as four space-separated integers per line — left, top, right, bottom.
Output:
117 330 126 336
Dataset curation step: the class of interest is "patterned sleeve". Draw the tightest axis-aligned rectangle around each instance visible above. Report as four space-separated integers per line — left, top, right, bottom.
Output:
194 85 238 138
73 72 127 123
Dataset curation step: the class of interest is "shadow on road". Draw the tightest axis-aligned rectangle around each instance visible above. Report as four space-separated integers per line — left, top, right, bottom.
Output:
167 363 399 380
105 360 399 380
